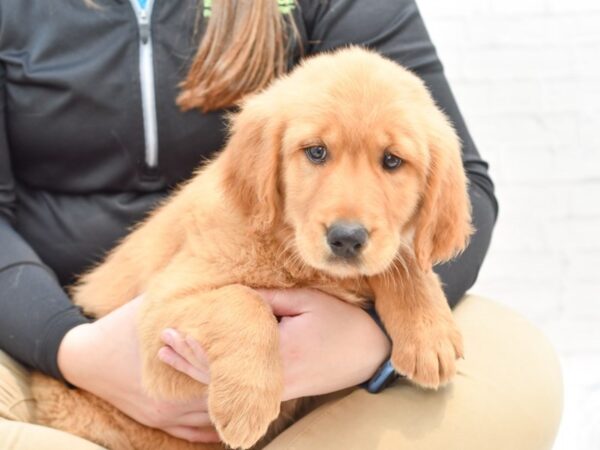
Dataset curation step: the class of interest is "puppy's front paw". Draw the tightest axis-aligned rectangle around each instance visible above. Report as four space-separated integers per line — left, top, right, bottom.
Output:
391 323 463 389
208 378 281 449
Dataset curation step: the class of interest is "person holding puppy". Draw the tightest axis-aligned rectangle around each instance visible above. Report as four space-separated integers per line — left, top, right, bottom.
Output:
0 0 562 449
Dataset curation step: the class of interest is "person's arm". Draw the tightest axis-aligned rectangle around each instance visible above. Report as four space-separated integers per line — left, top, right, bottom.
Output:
303 0 498 307
157 288 391 401
0 61 90 380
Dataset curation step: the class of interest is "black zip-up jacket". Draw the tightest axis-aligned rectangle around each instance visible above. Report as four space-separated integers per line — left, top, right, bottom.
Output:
0 0 498 381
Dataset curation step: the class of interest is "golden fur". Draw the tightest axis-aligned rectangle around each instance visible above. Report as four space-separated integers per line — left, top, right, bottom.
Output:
31 47 472 450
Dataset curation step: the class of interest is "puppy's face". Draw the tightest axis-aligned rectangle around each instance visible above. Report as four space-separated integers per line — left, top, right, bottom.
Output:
280 75 428 277
224 48 472 277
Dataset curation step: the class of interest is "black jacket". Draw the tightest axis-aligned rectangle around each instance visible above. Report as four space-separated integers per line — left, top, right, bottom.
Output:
0 0 498 380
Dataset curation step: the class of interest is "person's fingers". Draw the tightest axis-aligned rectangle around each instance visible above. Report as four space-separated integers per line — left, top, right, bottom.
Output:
157 346 210 384
161 329 207 367
184 334 210 372
162 425 221 443
257 288 310 316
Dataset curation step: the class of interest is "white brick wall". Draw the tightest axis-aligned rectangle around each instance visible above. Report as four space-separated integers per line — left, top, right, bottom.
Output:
416 1 600 448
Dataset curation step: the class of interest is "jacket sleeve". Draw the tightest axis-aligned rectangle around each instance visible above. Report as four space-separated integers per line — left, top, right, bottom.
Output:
304 0 498 307
0 61 89 380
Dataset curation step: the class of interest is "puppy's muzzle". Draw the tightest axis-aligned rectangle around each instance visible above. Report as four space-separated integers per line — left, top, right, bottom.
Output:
326 222 368 260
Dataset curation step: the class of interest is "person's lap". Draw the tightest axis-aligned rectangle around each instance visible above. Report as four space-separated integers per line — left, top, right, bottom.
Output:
0 295 563 450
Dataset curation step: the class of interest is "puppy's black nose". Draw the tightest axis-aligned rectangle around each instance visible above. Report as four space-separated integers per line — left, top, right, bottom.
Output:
327 222 368 259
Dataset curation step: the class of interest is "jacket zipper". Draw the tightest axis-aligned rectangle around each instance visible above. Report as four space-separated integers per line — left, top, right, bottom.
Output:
128 0 159 171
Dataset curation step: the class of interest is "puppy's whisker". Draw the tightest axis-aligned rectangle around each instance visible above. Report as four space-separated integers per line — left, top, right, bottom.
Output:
393 254 408 278
389 261 402 284
381 266 393 291
393 239 412 276
280 237 310 274
274 241 291 263
274 235 303 267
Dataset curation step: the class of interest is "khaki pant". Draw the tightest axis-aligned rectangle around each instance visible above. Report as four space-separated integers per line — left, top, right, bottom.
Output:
0 296 563 450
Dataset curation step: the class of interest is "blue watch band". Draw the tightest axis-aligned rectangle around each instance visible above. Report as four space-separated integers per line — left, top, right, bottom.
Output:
366 359 404 393
364 305 403 393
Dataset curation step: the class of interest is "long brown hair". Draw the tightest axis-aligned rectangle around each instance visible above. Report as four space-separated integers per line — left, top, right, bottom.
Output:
177 0 297 112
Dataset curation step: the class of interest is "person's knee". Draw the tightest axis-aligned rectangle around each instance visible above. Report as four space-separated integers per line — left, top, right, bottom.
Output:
0 421 106 450
454 296 563 450
265 296 563 450
0 350 35 422
498 314 563 449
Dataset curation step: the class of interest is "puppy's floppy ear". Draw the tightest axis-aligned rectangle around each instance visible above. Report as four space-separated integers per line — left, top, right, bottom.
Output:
220 95 284 230
413 107 473 272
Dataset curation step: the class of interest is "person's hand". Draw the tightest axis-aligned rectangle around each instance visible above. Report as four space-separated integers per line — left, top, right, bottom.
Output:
57 296 220 443
262 288 391 399
160 288 391 401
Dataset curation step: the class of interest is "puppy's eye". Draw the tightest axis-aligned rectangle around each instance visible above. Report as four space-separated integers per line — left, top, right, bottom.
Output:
382 152 403 171
305 146 328 164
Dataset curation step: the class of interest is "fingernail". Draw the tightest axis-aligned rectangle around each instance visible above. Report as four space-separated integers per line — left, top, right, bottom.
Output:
157 348 171 364
161 328 177 344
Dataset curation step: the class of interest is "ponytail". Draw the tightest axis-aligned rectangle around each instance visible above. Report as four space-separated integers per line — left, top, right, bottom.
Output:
177 0 297 112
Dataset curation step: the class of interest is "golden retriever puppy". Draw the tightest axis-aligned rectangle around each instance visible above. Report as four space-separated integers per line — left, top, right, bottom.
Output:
31 47 472 450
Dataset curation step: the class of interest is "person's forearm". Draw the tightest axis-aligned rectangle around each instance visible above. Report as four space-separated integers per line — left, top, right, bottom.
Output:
0 218 90 380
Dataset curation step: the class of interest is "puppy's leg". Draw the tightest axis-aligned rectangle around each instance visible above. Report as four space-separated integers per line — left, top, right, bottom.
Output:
371 264 463 389
138 283 283 450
